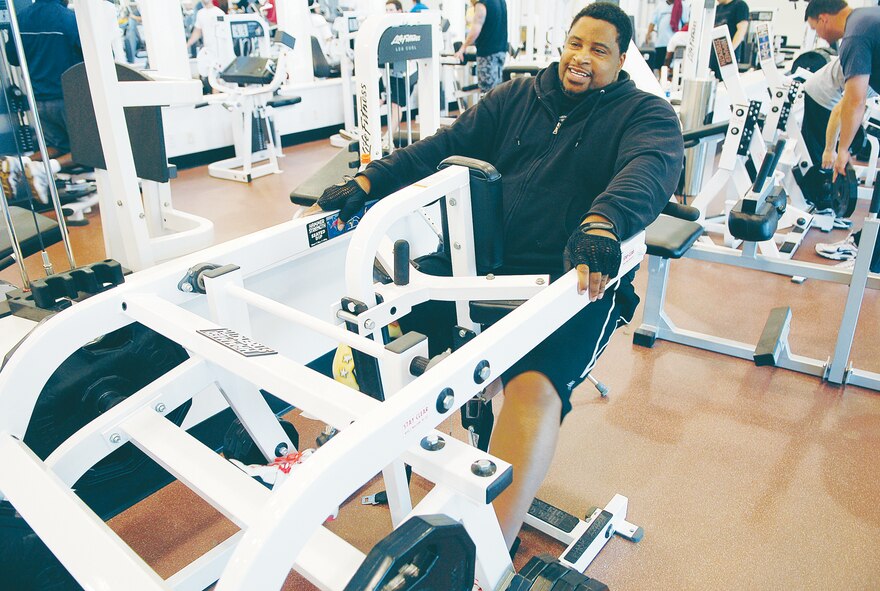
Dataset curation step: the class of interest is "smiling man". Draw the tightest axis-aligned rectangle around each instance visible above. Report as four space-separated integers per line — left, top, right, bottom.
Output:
308 3 683 548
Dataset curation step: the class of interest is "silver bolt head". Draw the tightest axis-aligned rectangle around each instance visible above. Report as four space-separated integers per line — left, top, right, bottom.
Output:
442 393 454 410
155 403 166 413
109 433 121 444
536 277 545 285
116 200 123 206
471 458 497 477
486 273 495 280
453 242 461 250
479 365 491 380
448 198 457 206
364 319 375 330
277 445 289 456
181 282 194 292
139 212 145 219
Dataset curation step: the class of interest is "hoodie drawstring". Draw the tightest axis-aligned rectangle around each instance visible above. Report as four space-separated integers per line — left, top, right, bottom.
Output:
574 89 606 149
514 91 540 146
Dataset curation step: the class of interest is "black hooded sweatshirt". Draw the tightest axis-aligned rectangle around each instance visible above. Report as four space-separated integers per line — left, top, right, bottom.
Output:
360 64 684 276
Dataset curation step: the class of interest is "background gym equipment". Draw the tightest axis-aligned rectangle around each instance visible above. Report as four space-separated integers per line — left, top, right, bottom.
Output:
207 19 298 183
635 155 880 392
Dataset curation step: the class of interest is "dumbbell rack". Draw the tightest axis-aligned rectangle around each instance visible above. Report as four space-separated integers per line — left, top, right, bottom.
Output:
0 165 647 590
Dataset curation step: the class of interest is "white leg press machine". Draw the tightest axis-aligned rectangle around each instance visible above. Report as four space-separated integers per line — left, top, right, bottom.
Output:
0 162 647 590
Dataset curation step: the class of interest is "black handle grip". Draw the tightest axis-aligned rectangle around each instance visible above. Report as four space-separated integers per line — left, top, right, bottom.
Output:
661 201 701 221
393 240 410 286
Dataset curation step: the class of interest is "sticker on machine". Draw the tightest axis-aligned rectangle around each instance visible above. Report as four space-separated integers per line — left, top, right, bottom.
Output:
306 202 378 248
402 405 430 435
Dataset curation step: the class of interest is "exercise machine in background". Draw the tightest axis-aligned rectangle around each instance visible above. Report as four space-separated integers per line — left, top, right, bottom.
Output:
206 15 299 183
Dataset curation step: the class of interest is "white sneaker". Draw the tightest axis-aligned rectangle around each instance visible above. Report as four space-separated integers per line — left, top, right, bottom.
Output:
816 236 858 261
0 156 22 199
26 158 60 205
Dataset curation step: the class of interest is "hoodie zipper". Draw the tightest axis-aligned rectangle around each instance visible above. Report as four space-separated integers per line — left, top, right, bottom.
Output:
552 115 567 134
503 106 568 228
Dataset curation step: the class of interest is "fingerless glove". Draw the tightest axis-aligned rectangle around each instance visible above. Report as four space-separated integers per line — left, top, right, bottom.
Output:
317 175 368 223
563 228 622 278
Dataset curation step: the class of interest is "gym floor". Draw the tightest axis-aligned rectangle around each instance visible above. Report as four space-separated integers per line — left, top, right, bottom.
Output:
2 139 879 590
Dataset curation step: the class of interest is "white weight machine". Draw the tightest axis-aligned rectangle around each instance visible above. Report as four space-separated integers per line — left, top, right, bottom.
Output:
206 14 298 183
0 158 646 590
689 26 815 259
355 10 441 166
75 0 215 272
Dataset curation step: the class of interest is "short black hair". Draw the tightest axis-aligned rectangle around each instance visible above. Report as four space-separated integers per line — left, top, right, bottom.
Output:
804 0 848 20
570 3 633 54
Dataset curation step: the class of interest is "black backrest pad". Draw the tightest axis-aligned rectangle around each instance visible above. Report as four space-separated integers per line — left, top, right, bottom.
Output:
438 156 503 274
61 63 171 183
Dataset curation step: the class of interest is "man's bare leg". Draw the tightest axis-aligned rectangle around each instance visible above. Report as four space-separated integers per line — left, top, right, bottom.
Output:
489 371 562 549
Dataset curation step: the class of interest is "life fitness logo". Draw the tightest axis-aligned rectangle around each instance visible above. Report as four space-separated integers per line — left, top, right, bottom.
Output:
359 82 371 165
390 33 421 48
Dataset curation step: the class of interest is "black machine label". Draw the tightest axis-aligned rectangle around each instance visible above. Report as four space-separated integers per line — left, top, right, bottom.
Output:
306 202 377 248
378 24 433 64
197 328 277 357
563 510 613 563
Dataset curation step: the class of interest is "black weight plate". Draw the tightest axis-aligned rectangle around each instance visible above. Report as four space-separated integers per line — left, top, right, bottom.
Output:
0 503 80 591
530 562 570 591
505 574 535 590
831 165 859 218
576 578 610 591
519 554 557 581
343 515 475 591
23 323 192 520
550 569 591 591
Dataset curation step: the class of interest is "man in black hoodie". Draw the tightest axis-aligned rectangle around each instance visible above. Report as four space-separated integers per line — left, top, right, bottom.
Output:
311 3 683 548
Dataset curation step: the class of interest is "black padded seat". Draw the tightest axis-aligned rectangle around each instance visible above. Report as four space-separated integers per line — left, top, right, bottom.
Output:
290 142 358 206
468 299 524 327
1 206 62 270
644 215 703 259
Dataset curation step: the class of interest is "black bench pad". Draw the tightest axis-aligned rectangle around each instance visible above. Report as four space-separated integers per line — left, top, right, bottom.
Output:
469 299 524 326
290 143 358 206
645 215 703 259
1 206 62 271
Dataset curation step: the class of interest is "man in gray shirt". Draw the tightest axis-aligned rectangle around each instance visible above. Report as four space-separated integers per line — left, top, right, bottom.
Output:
802 58 877 169
805 0 879 177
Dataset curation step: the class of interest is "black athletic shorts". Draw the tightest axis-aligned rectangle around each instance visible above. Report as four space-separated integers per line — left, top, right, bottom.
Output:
397 253 640 420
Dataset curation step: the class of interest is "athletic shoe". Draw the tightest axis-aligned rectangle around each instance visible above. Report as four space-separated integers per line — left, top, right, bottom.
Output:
0 156 22 199
25 158 60 205
815 236 858 260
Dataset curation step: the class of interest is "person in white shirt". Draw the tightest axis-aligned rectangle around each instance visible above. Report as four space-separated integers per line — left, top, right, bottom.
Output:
645 0 689 73
186 0 228 80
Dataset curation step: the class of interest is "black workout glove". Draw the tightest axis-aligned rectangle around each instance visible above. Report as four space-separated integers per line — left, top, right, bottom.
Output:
563 227 622 279
317 175 368 224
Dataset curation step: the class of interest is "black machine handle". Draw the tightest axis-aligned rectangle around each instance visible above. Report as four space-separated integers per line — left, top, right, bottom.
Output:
753 139 787 194
682 121 729 148
661 201 701 221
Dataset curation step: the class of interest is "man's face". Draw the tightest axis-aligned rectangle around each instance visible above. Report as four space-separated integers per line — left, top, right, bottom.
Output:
806 15 840 43
558 17 626 95
385 3 400 13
